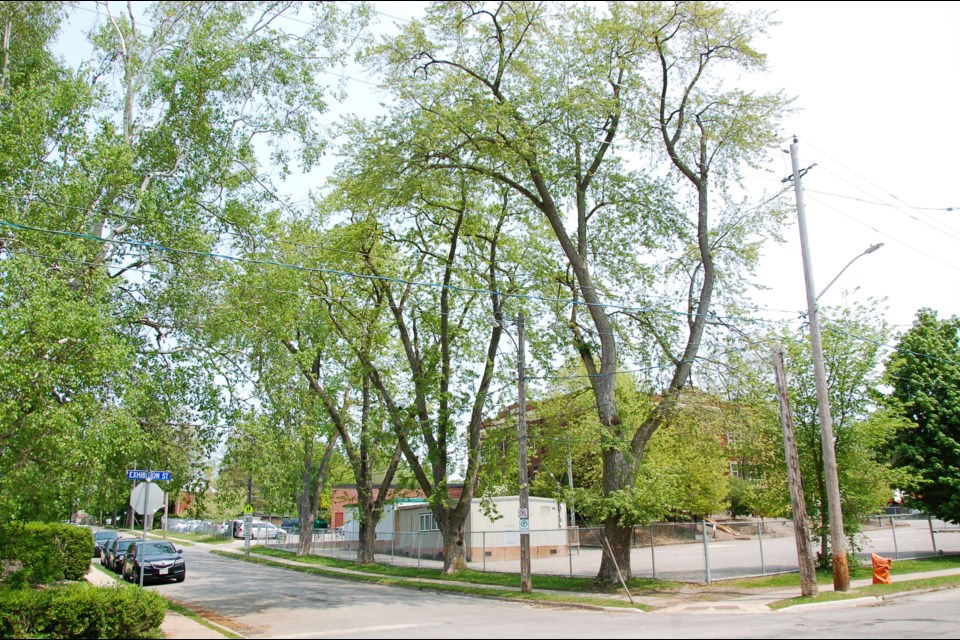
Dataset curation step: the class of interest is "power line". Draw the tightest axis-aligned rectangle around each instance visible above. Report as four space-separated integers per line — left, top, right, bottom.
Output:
803 194 960 274
1 218 779 325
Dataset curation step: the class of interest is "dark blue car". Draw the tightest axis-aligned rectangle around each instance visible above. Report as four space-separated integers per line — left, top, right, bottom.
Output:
122 540 186 584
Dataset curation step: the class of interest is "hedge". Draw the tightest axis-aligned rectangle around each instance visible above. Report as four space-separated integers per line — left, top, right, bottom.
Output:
0 583 166 639
0 523 92 587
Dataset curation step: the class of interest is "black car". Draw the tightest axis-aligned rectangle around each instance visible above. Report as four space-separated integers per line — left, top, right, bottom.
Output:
92 530 118 558
103 537 138 572
122 540 186 584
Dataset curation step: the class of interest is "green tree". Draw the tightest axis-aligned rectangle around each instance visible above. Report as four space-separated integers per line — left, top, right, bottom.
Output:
0 2 369 520
368 0 789 583
520 376 734 525
772 303 908 559
320 129 530 572
884 309 960 522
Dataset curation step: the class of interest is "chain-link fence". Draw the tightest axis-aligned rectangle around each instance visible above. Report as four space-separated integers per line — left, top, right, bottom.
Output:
256 515 960 583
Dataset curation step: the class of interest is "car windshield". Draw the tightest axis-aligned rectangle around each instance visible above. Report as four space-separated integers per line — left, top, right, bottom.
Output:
94 531 117 540
144 541 177 555
116 540 135 551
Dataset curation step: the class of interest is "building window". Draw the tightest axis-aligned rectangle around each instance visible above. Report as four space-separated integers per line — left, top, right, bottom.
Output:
419 513 439 532
729 461 741 478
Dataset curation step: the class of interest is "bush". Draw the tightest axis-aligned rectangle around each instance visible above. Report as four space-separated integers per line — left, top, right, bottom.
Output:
0 583 166 639
0 523 93 586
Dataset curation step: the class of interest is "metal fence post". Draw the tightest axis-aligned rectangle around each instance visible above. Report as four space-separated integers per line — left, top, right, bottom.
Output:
890 516 900 560
929 514 939 555
650 525 656 580
482 531 486 572
417 531 422 569
702 519 712 584
758 521 766 576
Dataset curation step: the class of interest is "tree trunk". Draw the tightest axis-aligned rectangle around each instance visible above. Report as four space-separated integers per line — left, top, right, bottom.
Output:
596 444 634 585
598 516 633 585
296 497 315 557
441 517 467 573
357 506 378 564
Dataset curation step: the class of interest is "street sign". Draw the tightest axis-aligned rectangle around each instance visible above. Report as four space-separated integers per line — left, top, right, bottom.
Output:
243 512 253 554
243 503 254 515
518 507 528 519
519 518 530 532
127 470 171 481
130 482 165 515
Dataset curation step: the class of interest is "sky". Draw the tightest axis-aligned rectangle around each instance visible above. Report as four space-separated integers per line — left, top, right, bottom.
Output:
56 1 960 338
320 1 960 338
738 1 960 334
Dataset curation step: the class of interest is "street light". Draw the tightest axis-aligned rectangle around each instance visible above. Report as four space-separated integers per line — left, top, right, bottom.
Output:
494 312 532 594
816 243 884 302
789 139 884 592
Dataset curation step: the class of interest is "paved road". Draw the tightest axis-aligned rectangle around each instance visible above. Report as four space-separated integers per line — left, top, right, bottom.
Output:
147 543 960 639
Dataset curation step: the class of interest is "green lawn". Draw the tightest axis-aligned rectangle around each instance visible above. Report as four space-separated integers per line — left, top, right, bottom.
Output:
723 554 960 589
247 547 681 593
213 549 651 610
770 572 960 609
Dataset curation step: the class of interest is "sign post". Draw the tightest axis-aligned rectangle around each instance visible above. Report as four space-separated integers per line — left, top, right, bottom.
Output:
243 504 254 558
127 468 171 587
140 467 151 587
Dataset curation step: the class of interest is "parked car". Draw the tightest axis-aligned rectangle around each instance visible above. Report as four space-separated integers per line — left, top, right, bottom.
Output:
104 538 138 572
92 530 118 558
122 540 186 584
232 520 286 540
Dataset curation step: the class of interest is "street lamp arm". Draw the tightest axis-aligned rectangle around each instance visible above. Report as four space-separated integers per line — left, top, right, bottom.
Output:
815 243 884 302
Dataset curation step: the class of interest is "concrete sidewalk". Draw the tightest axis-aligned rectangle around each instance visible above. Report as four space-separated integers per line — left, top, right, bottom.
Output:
84 565 235 638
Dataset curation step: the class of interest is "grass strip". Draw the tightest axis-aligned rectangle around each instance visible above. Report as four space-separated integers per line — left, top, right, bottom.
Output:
769 572 960 610
116 529 196 547
92 561 240 637
163 532 233 545
213 550 649 611
722 554 960 589
248 547 679 594
91 563 123 582
165 600 244 639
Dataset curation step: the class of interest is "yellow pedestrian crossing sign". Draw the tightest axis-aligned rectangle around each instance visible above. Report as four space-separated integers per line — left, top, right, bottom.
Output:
243 504 254 515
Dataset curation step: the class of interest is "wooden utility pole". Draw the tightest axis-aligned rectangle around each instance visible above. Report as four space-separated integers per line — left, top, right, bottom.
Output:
772 347 818 597
517 312 532 594
789 137 850 591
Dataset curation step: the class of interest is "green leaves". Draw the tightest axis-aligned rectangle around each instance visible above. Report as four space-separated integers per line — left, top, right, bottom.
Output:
884 309 960 521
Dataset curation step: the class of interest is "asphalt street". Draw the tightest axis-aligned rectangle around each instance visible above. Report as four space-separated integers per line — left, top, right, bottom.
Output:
142 542 960 639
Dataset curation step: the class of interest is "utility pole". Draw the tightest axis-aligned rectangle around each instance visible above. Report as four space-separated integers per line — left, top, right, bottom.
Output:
789 137 850 591
772 348 818 597
517 312 532 594
566 449 576 528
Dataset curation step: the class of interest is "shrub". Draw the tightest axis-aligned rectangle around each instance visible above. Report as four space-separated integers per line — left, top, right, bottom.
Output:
0 583 166 639
0 523 93 586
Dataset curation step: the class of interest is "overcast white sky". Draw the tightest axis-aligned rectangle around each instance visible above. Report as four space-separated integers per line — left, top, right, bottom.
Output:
740 1 960 334
58 1 960 337
324 1 960 336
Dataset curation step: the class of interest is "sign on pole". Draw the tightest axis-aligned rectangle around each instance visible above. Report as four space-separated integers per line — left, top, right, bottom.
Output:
243 508 253 557
128 470 171 481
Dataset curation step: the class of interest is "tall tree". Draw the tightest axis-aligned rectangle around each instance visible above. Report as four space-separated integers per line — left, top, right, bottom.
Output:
0 1 369 519
784 304 907 559
322 132 526 572
884 309 960 522
369 0 788 583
